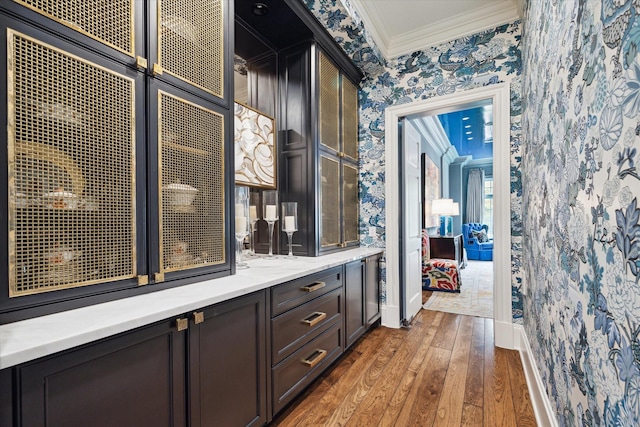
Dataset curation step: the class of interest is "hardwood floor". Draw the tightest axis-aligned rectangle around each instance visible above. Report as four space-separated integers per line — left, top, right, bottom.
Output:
270 291 536 427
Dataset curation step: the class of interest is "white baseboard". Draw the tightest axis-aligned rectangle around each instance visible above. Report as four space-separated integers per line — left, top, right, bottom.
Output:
515 325 558 427
494 320 515 349
381 304 401 329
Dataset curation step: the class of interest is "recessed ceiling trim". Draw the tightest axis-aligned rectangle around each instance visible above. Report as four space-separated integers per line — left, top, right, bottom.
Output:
387 2 520 58
350 0 520 60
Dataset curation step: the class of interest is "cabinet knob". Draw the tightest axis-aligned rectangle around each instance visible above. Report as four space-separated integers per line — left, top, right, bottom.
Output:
176 317 188 332
136 56 148 70
193 311 205 324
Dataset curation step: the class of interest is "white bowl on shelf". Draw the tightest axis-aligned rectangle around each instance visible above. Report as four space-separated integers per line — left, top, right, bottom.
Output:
45 190 80 209
164 183 198 206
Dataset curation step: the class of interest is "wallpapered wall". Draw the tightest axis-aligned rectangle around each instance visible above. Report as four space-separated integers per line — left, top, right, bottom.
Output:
522 0 640 425
302 0 525 322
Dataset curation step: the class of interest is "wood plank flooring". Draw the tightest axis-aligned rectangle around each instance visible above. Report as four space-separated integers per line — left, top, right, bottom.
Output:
270 291 536 427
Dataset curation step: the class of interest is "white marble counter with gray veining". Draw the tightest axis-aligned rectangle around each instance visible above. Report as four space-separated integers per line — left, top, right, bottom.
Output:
0 247 384 370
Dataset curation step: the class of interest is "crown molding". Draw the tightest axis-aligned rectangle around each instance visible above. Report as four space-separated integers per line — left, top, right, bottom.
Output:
351 0 520 60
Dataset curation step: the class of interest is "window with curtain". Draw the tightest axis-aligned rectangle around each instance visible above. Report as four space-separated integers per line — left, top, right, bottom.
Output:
483 177 493 238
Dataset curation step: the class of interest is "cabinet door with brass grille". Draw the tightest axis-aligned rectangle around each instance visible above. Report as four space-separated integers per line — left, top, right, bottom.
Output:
319 155 340 249
318 52 339 153
2 20 145 310
342 163 359 245
150 82 229 281
341 77 359 162
150 0 230 103
4 0 144 64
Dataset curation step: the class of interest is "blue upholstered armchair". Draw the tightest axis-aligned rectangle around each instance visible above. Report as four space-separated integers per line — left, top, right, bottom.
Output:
462 223 493 261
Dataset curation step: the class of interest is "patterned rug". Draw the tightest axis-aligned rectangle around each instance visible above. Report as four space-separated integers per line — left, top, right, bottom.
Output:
422 260 493 318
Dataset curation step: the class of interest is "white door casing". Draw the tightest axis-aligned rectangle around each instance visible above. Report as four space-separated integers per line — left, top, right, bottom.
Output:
382 83 514 349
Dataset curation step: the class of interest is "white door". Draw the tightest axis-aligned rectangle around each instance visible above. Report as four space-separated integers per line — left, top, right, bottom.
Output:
400 119 423 325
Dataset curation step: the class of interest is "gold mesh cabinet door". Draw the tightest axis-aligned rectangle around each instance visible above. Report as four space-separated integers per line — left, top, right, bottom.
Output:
8 30 136 297
343 164 359 244
158 91 225 273
158 0 224 97
320 156 340 248
14 0 135 55
342 77 359 161
318 52 339 152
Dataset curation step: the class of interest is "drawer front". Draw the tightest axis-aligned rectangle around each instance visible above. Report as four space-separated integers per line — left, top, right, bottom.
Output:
272 322 342 415
271 288 342 364
271 266 342 316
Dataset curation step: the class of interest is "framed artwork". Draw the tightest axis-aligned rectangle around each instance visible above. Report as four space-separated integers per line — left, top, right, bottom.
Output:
422 154 440 228
234 102 276 189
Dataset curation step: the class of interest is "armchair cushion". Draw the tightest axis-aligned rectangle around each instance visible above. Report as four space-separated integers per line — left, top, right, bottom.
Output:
421 230 461 292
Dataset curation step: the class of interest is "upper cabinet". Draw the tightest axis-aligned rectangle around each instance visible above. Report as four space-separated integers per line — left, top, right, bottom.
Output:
0 0 233 323
280 43 362 256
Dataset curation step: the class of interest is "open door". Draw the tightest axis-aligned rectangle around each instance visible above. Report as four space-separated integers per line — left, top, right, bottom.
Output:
399 118 423 326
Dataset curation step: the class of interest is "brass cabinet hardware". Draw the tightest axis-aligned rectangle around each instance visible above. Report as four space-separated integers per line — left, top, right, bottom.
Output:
154 272 165 283
137 275 149 286
301 311 327 327
301 349 327 368
338 152 345 158
136 56 148 70
176 317 188 332
193 311 204 324
300 281 326 292
152 63 163 76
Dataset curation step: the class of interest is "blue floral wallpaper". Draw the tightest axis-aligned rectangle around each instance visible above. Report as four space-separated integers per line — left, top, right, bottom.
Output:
302 1 524 322
522 0 640 425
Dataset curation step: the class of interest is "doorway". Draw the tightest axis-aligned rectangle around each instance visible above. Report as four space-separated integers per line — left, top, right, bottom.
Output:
382 83 516 349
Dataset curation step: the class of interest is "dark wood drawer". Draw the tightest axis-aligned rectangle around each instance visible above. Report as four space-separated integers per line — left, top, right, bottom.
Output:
272 322 342 414
270 266 342 316
271 288 342 365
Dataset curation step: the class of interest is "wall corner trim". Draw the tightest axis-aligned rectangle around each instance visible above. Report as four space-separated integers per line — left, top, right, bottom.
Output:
515 325 559 427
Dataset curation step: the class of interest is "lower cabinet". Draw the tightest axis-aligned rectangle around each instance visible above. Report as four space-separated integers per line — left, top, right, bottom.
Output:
188 291 267 427
365 254 382 328
14 318 187 427
345 255 381 349
345 259 366 348
2 256 381 426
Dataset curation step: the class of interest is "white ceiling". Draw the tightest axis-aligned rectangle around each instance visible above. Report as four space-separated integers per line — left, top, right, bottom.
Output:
349 0 522 59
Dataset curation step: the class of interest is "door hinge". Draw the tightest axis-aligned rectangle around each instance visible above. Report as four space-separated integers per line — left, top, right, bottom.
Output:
154 272 165 283
152 63 163 76
137 275 149 286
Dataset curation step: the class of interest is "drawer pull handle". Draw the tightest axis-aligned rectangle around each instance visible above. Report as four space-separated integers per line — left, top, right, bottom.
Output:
301 311 327 327
301 349 327 368
301 281 326 292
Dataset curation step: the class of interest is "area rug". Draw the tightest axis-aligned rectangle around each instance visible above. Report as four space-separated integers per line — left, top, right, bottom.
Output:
422 260 493 318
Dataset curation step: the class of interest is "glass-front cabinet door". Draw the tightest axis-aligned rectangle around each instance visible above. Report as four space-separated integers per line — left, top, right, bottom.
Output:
342 163 359 245
341 77 358 162
319 155 340 249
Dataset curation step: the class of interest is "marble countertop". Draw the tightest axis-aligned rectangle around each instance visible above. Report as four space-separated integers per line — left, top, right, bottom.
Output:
0 247 384 370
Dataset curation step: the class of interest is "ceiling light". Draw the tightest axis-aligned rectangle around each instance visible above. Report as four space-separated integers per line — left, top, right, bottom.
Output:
462 116 470 120
467 137 473 140
465 131 472 135
464 125 471 128
252 3 269 15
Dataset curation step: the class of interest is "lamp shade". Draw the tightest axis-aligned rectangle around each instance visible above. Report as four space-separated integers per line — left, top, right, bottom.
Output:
432 198 453 215
451 202 460 216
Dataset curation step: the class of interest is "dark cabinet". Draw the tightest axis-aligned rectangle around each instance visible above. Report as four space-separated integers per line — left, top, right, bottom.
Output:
345 259 366 348
0 0 234 323
279 43 362 257
188 291 267 427
365 254 381 327
345 255 380 348
15 318 187 427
